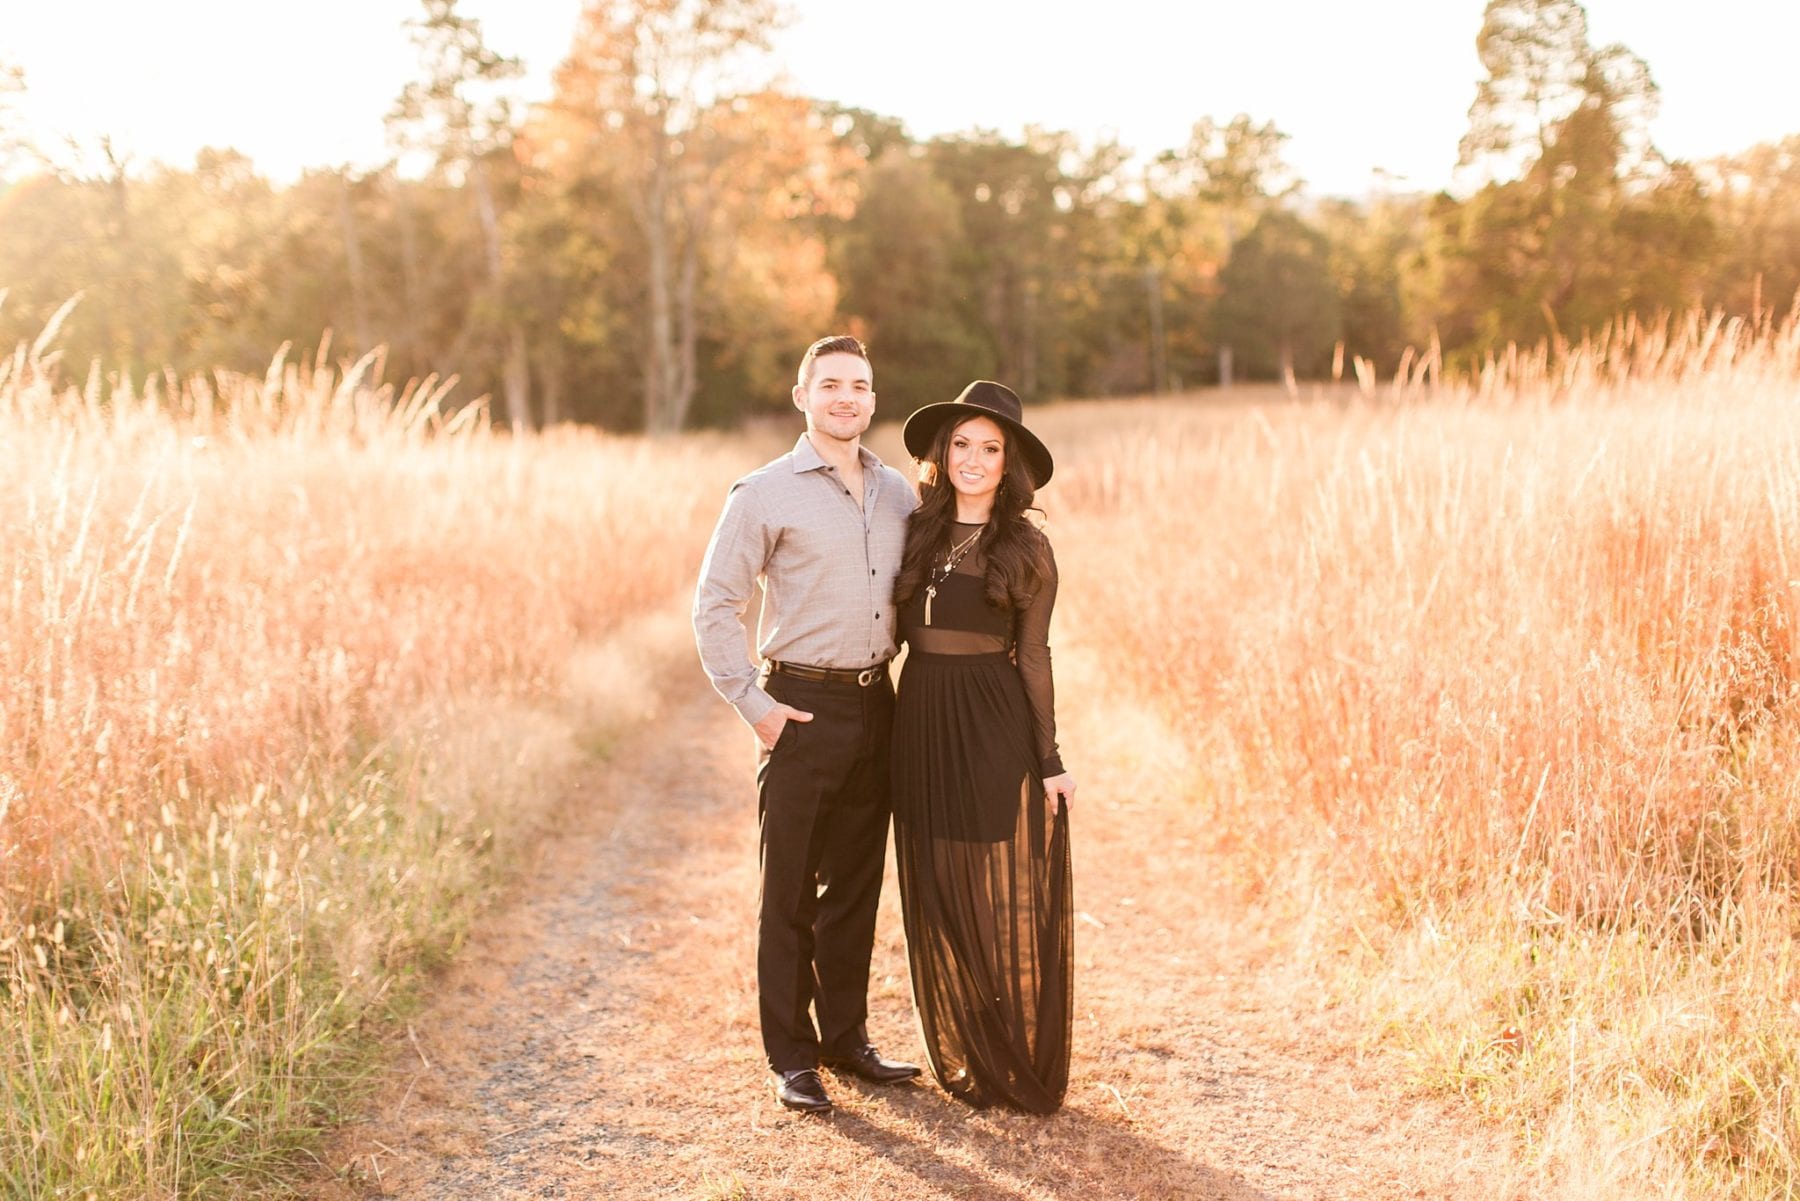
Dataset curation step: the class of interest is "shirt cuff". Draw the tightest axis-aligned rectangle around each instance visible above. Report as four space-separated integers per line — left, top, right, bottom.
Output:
733 686 777 728
1039 752 1065 778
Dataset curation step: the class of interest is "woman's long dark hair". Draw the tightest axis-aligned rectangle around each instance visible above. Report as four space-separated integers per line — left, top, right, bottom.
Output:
894 415 1048 612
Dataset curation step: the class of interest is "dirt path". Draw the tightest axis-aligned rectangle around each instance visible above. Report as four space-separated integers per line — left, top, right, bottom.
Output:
308 618 1528 1201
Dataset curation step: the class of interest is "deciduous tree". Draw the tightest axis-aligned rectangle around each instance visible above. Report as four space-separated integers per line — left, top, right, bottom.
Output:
834 147 991 410
1138 115 1296 386
1433 0 1700 352
1215 210 1341 383
551 0 782 433
1700 137 1800 318
389 0 530 427
0 60 27 178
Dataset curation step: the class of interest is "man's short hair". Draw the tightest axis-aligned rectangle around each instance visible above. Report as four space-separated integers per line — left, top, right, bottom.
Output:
797 335 870 386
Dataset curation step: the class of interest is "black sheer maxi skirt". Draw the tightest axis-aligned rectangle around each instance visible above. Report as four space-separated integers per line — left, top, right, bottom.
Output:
892 648 1072 1113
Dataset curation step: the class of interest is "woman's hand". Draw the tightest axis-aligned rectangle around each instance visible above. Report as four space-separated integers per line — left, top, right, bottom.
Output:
1043 772 1076 816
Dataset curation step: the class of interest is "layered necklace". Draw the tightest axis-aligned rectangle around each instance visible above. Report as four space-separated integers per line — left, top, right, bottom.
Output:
923 526 982 626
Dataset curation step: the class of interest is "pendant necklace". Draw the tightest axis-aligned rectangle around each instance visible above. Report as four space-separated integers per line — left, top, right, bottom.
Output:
924 527 982 626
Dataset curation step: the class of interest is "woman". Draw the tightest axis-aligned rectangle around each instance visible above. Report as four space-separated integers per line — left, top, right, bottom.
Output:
891 379 1076 1114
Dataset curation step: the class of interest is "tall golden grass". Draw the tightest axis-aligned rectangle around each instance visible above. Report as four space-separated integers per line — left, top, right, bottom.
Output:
0 330 768 1195
1040 309 1800 1197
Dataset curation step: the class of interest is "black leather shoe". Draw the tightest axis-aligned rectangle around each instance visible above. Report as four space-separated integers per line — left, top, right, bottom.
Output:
820 1043 922 1085
774 1068 833 1113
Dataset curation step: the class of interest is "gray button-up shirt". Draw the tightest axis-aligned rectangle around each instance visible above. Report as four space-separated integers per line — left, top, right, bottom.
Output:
694 433 916 726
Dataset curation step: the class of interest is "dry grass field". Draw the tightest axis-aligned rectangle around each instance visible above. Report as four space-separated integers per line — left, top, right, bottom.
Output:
7 307 1800 1197
0 337 780 1195
1033 311 1800 1197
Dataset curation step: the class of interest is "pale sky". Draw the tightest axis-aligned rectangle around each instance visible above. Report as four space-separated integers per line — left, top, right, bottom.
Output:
5 1 1797 197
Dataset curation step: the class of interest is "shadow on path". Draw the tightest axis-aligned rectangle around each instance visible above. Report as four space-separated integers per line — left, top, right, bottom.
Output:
824 1083 1278 1201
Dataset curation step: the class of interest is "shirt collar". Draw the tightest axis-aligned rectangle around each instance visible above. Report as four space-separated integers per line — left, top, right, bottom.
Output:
791 432 883 474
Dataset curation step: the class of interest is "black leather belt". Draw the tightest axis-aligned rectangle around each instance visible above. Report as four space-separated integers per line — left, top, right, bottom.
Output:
768 660 888 687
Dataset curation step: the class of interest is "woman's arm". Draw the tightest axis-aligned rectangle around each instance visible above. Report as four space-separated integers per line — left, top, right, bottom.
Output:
1014 534 1074 811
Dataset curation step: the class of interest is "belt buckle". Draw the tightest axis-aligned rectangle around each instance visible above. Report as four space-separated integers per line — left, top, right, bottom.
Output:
856 666 879 687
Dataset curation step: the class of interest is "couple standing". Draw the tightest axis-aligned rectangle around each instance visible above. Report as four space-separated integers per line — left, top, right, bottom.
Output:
694 335 1076 1116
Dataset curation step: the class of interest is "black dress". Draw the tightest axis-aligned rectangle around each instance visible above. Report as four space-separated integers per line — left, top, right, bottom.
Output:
891 520 1072 1113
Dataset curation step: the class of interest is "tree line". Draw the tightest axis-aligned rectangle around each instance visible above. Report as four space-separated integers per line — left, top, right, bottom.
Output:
0 0 1795 431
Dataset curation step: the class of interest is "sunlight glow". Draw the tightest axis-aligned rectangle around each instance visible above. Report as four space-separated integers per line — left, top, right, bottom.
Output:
5 1 1798 194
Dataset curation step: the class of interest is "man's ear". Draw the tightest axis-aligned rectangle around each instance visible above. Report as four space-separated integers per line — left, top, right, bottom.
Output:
792 383 806 411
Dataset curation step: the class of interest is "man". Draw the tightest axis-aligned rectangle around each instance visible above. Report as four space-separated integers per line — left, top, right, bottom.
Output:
693 335 922 1114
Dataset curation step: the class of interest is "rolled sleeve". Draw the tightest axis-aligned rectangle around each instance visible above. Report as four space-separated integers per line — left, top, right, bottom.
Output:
693 481 777 728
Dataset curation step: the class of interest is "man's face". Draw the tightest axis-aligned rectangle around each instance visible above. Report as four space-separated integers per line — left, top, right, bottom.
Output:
793 352 875 443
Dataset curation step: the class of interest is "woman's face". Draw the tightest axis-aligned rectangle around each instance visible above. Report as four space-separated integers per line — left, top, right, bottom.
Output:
945 415 1006 509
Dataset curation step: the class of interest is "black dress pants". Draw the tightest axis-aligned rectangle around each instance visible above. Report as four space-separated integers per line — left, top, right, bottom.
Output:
755 670 893 1074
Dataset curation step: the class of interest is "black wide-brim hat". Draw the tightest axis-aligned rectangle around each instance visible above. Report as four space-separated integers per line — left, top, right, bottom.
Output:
901 380 1054 488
